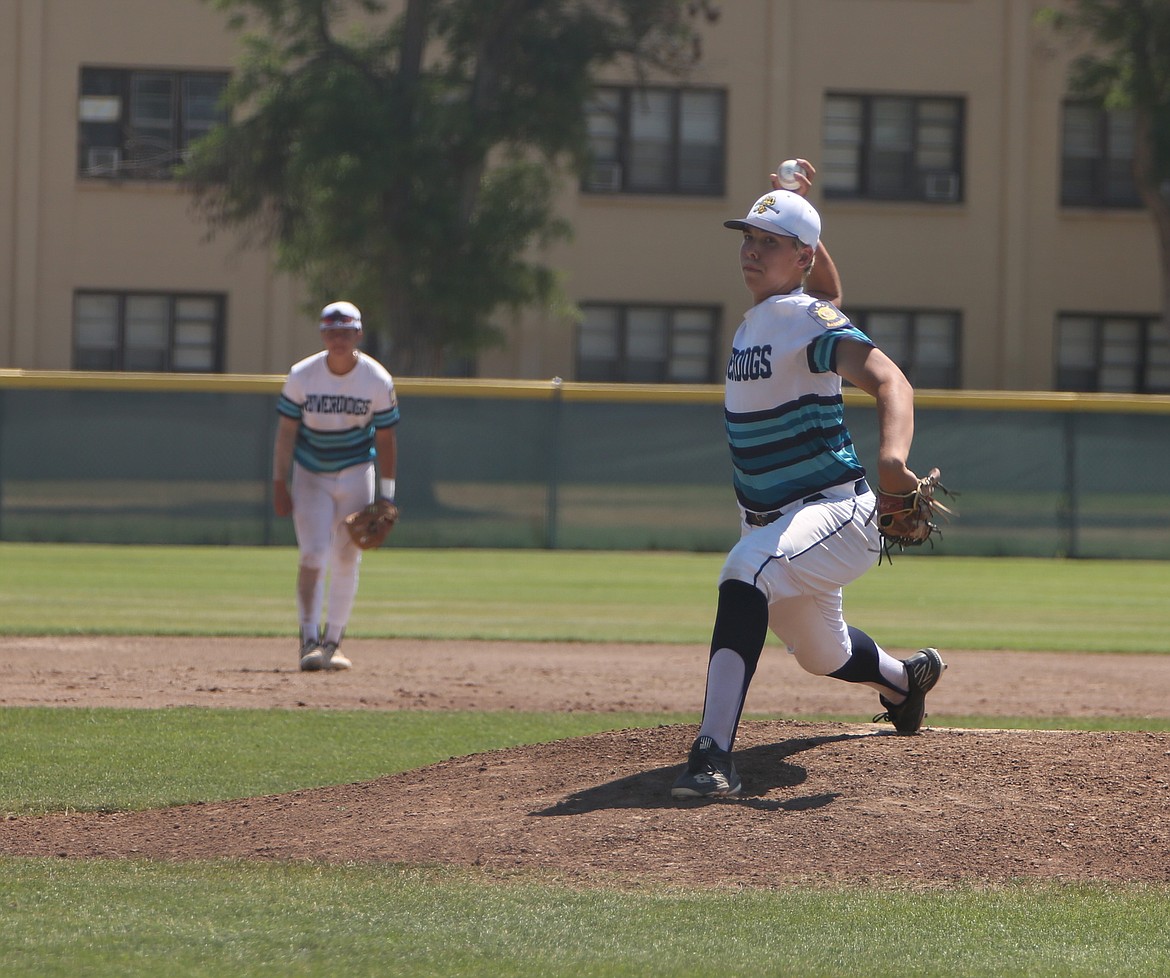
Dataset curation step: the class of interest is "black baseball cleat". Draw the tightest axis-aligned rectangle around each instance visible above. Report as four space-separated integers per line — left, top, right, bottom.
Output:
873 647 946 734
670 735 742 799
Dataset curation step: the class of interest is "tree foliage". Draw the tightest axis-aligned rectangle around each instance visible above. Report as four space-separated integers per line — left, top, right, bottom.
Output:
184 0 715 372
1040 0 1170 328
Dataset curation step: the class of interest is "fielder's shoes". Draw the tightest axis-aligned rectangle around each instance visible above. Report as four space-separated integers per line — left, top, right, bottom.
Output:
670 735 742 799
873 647 946 734
320 641 352 671
298 636 326 672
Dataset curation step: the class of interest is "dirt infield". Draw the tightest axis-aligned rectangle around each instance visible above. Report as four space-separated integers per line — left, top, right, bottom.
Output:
3 637 1169 886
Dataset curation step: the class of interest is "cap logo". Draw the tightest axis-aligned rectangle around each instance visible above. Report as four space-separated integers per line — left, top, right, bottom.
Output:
754 195 778 215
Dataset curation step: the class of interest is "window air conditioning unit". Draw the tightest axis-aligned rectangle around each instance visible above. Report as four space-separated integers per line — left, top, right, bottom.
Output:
923 171 959 202
586 162 623 192
86 146 121 174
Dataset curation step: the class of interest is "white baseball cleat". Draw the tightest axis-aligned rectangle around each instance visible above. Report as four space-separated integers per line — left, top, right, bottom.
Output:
320 641 351 670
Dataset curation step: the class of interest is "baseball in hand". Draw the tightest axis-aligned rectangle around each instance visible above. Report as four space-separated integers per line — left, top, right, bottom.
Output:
777 159 807 191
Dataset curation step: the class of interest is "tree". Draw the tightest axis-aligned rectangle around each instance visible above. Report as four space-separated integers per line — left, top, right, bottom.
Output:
184 0 718 373
1040 0 1170 334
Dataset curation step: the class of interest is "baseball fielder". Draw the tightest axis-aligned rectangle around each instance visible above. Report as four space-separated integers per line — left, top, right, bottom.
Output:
272 301 399 671
671 163 945 799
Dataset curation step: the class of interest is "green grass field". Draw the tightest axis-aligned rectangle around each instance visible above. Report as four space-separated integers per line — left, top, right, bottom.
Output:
2 544 1169 977
2 543 1167 651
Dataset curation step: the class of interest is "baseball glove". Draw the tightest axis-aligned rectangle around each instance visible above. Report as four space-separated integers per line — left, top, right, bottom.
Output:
876 468 957 562
344 499 399 550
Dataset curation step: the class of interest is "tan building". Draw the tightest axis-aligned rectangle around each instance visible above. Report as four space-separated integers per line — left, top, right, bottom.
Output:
1 0 1164 391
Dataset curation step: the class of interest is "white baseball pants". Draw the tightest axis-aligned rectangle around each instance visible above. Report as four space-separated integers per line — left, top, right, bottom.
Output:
290 461 374 639
719 484 880 676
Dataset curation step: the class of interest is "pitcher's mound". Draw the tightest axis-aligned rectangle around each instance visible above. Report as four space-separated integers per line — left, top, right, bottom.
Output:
3 720 1167 886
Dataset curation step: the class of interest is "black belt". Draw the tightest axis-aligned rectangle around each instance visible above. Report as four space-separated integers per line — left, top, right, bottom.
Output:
744 478 870 528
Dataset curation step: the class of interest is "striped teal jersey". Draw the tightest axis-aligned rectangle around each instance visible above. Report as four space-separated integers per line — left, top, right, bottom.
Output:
277 351 399 473
724 291 873 513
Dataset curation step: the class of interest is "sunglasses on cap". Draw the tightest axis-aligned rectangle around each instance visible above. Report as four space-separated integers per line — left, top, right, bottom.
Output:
320 311 359 326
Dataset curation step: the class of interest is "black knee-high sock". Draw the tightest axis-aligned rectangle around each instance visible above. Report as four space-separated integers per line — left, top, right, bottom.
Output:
827 625 903 693
701 580 769 748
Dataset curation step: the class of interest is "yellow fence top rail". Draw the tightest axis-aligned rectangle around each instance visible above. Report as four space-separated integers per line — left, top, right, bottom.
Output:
3 370 1170 412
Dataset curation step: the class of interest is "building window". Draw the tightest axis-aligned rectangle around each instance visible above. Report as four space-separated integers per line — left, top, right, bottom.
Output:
851 309 961 388
74 292 225 372
577 304 720 382
822 94 964 203
1056 314 1169 393
78 67 228 180
1060 102 1142 208
584 86 726 195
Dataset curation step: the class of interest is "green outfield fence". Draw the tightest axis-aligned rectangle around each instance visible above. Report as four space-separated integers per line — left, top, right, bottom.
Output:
1 370 1169 557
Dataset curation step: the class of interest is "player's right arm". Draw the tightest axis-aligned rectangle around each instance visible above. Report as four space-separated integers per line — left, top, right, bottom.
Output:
805 242 842 305
770 160 842 305
272 415 300 516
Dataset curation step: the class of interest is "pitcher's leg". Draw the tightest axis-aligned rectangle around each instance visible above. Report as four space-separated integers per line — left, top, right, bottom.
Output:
768 594 907 697
671 580 769 800
696 580 770 752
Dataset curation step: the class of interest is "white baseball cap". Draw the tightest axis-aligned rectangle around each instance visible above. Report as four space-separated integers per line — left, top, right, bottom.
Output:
724 190 821 249
319 300 362 330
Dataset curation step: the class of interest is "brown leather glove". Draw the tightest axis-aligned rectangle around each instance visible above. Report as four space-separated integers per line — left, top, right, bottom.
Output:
876 468 956 559
344 499 399 550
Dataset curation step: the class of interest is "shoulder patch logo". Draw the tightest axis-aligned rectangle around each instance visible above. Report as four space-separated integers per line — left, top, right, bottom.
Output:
808 300 849 330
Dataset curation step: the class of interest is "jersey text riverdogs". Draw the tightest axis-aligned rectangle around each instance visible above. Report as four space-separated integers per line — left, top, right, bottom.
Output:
304 394 373 415
727 344 772 381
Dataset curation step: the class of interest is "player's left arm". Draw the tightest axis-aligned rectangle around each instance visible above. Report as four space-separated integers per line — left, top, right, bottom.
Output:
374 426 398 500
835 339 917 494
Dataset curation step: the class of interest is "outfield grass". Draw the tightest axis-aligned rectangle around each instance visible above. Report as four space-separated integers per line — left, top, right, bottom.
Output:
2 544 1169 976
4 860 1168 978
1 543 1167 651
